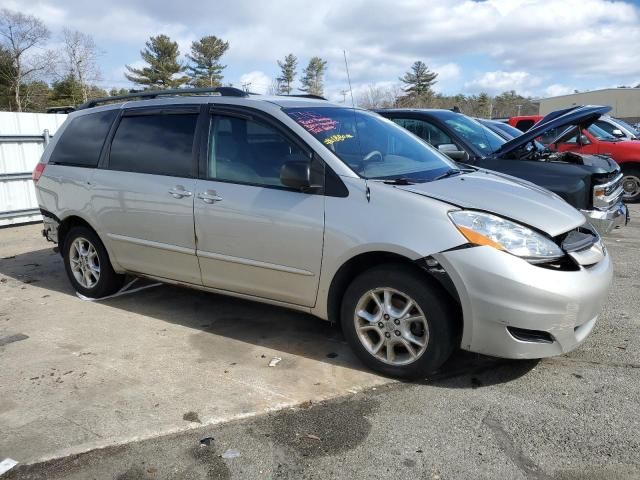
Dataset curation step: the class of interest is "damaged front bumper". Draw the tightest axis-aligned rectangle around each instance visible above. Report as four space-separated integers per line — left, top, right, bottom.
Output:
434 244 612 359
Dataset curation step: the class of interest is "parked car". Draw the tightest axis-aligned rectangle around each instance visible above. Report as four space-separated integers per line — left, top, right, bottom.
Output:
508 115 542 132
377 106 627 233
34 88 613 379
545 116 640 203
593 116 639 141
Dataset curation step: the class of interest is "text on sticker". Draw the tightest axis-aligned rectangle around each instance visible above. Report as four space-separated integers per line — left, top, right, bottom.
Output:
323 134 354 145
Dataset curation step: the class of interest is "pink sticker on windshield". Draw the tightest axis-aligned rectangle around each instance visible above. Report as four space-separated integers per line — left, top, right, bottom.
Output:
289 111 338 135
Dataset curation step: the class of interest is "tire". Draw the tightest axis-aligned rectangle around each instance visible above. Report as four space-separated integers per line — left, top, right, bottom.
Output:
341 263 456 379
63 226 125 298
621 166 640 203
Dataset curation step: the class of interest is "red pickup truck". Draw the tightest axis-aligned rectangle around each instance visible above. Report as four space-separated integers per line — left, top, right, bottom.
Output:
509 112 640 202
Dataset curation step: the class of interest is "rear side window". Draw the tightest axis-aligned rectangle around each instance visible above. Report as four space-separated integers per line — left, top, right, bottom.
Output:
49 110 118 167
109 113 198 177
515 119 535 132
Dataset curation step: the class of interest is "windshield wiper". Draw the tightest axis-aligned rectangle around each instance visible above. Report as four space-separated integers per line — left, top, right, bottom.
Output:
432 169 463 181
379 177 416 185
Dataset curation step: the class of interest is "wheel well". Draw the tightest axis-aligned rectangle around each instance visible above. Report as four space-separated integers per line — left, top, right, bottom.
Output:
326 251 462 338
57 216 97 256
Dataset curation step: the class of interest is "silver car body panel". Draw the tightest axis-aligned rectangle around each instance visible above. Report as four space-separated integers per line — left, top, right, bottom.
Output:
435 244 612 358
35 95 614 361
399 170 586 237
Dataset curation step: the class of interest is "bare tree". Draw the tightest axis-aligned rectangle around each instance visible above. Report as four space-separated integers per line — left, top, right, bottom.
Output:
357 84 404 109
0 9 51 111
61 29 101 103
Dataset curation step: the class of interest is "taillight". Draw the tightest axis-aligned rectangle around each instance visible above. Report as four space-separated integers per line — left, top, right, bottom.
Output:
32 162 46 183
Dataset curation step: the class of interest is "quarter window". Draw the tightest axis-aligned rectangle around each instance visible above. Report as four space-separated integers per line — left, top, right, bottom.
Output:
208 115 307 187
109 113 197 177
49 110 118 167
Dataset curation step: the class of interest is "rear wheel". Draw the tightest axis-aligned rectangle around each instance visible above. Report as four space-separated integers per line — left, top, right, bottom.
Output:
341 264 456 379
622 166 640 203
63 226 124 298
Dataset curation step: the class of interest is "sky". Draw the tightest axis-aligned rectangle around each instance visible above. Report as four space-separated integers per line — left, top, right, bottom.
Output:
3 0 640 103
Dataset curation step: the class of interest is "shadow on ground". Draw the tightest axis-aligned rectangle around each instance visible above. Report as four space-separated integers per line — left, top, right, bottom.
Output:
1 246 537 387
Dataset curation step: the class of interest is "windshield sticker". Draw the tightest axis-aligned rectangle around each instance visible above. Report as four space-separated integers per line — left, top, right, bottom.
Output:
323 133 354 145
289 111 338 134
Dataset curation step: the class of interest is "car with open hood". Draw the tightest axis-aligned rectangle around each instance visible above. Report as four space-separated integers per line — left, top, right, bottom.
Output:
34 88 612 379
377 106 628 233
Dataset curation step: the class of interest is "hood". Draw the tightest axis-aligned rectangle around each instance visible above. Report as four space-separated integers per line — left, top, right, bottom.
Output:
397 170 586 237
489 105 612 159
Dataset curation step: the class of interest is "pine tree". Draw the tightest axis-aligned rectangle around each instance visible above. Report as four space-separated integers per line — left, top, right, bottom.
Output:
186 35 229 87
399 61 438 99
476 92 491 118
124 35 188 89
277 53 297 95
299 57 327 96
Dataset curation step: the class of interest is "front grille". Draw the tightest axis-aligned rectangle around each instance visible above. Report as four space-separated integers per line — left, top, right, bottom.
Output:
592 173 624 209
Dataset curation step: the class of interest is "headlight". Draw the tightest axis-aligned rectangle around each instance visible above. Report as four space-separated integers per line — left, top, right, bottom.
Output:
448 210 564 263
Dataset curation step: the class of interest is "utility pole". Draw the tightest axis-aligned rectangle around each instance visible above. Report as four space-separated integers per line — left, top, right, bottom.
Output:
340 89 349 103
516 104 522 116
241 82 252 92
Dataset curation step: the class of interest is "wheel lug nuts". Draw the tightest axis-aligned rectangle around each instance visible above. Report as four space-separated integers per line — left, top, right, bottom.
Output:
385 332 391 338
394 319 400 325
383 314 390 320
395 330 401 336
378 322 384 328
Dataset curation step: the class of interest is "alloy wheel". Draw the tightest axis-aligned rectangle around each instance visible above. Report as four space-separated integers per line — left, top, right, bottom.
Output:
353 287 429 366
69 237 101 289
622 173 640 201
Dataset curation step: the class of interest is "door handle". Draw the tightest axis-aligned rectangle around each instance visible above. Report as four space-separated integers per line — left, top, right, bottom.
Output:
197 190 223 204
168 186 193 199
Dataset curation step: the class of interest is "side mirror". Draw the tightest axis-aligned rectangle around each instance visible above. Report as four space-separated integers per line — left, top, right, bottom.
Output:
438 144 469 162
578 134 590 145
280 160 322 191
612 129 624 138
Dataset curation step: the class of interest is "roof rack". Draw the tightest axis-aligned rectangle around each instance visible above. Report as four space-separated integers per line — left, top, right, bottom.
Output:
281 94 327 100
75 87 249 110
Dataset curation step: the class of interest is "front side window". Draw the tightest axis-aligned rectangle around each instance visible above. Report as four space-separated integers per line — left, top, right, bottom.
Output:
392 118 454 147
109 113 197 177
284 107 456 181
208 115 308 187
50 109 118 167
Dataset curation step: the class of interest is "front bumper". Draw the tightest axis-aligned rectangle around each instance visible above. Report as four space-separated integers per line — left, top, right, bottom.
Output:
435 245 612 359
581 202 628 235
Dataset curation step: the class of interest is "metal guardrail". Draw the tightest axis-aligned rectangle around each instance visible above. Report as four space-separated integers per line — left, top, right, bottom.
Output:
0 129 50 221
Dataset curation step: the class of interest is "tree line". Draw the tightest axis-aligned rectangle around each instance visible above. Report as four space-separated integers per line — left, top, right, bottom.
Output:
0 7 537 118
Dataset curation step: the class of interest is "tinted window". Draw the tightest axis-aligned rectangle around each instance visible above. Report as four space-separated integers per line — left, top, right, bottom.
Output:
515 119 535 131
50 110 117 167
392 118 454 147
208 115 308 187
109 113 197 177
442 116 504 156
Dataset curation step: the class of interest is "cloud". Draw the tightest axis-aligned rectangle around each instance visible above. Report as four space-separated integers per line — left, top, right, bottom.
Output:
238 71 273 94
5 0 639 97
464 71 544 96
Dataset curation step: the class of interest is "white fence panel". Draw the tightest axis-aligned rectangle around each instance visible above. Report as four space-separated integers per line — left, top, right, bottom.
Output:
0 112 67 226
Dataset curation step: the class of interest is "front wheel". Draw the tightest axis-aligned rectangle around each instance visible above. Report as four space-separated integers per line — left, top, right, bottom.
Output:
341 264 457 379
622 166 640 203
63 226 125 298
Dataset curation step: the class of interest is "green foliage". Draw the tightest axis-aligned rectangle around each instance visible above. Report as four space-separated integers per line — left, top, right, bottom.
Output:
399 61 438 103
300 56 327 96
277 53 297 94
125 34 189 89
48 73 107 108
186 35 229 87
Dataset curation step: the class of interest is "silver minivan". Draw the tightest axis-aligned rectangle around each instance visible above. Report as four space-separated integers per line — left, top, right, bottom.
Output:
34 88 613 378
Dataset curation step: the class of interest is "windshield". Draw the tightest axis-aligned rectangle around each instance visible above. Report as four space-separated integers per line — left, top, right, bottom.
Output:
442 115 505 155
284 107 457 181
